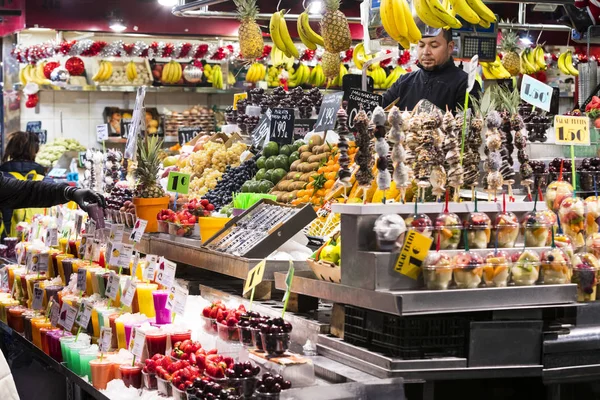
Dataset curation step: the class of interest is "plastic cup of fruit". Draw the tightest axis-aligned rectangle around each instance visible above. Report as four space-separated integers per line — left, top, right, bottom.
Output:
228 376 258 397
520 211 552 248
254 390 282 399
558 196 586 250
157 220 169 234
170 329 192 343
555 233 574 259
546 180 574 213
540 247 572 285
239 325 257 347
493 212 519 248
452 252 484 289
146 330 168 357
483 251 512 288
404 213 433 239
373 214 407 251
464 212 492 249
168 222 195 238
218 322 240 342
120 363 143 389
423 252 453 290
572 252 600 302
433 212 462 250
585 196 600 236
511 250 541 286
157 376 173 396
252 329 265 352
90 359 114 390
142 370 157 390
200 315 218 335
261 332 291 356
171 382 187 400
587 233 600 259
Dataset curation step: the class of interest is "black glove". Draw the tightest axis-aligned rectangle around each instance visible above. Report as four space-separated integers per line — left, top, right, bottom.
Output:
70 189 107 212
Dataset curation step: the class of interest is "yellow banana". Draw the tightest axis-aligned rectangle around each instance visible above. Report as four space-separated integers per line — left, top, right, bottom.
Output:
380 0 402 41
534 46 546 71
427 0 461 28
36 62 46 81
557 52 570 75
161 62 171 83
104 61 113 81
298 13 317 50
564 51 579 76
19 66 27 85
390 0 409 38
402 0 422 43
526 48 537 72
300 11 324 46
270 12 289 57
464 0 496 24
481 64 495 79
278 11 299 59
414 0 446 28
449 0 480 25
93 61 106 82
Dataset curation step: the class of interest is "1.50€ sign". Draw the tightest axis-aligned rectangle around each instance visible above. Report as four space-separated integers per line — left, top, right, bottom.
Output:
554 115 590 146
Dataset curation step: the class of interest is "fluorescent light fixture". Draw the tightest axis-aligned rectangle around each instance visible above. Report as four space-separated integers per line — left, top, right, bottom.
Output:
519 36 532 46
308 1 322 14
109 19 127 32
158 0 178 6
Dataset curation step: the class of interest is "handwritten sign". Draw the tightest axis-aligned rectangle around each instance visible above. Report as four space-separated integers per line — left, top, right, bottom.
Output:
243 260 266 295
251 110 272 149
394 231 433 279
96 124 109 142
167 172 191 195
314 91 343 132
554 115 590 146
32 286 44 310
269 108 295 145
346 89 383 130
178 127 201 146
520 74 553 112
294 119 316 140
77 268 87 292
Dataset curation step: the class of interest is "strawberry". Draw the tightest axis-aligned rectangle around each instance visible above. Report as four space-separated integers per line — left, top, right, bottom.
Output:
223 356 234 367
191 342 201 353
216 309 225 322
189 352 197 366
210 307 219 318
207 348 218 355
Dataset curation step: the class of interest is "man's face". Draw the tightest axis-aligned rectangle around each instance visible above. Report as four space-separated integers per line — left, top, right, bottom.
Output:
417 30 454 70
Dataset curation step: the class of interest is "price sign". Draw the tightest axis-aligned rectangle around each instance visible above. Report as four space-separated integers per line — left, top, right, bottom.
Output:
60 303 78 331
294 119 316 140
554 115 590 146
87 220 97 236
99 327 112 353
74 213 84 236
32 286 44 310
129 328 146 358
394 231 433 279
96 124 109 142
243 260 266 295
75 301 93 328
50 301 60 327
120 118 133 139
178 127 201 146
346 89 383 130
167 172 191 195
105 272 120 300
25 253 33 272
36 130 47 145
467 55 479 92
129 219 148 243
251 110 272 149
269 108 295 145
520 74 553 112
156 257 177 288
314 91 344 132
130 252 140 279
45 228 58 247
0 267 8 290
118 244 135 268
84 236 94 261
144 255 158 281
109 224 125 242
233 92 248 110
29 253 49 274
107 242 121 266
120 278 136 307
166 284 188 315
93 239 101 262
77 268 87 292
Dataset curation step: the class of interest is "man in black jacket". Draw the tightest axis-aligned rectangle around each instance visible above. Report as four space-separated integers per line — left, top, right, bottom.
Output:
0 174 105 212
383 29 480 111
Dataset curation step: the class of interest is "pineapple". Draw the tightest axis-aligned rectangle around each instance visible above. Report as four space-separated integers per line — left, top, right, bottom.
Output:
320 0 352 53
234 0 264 60
322 51 341 80
500 29 521 76
135 135 166 198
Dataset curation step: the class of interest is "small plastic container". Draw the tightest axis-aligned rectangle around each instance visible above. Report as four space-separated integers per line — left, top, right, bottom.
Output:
171 383 187 400
587 233 600 259
546 180 574 213
168 222 195 237
142 370 157 390
452 251 484 289
157 220 169 234
261 332 290 356
464 212 492 249
511 250 541 286
218 323 240 342
119 363 143 389
483 251 512 288
585 196 600 236
559 197 586 250
404 213 433 239
228 376 258 397
170 329 192 343
520 211 552 248
201 315 217 335
540 247 572 285
254 390 281 400
493 211 519 248
433 212 462 250
423 252 453 290
555 233 574 259
572 252 600 302
373 214 407 251
239 325 257 347
253 329 265 352
157 376 173 396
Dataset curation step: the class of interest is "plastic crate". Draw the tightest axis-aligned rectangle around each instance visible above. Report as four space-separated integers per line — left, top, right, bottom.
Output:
343 306 371 347
461 36 496 62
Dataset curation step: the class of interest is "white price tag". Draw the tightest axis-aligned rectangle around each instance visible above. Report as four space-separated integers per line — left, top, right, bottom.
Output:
129 219 148 243
156 257 177 288
46 228 58 247
143 255 158 281
57 208 64 230
0 267 8 290
129 327 146 359
105 272 120 301
74 213 84 236
25 253 33 272
17 248 25 266
77 268 87 292
107 242 121 266
130 252 140 279
118 244 134 268
93 239 101 262
84 238 95 261
96 124 109 142
80 234 93 259
29 253 49 274
32 286 44 310
166 285 188 315
50 301 60 327
109 224 125 242
60 304 77 331
75 300 93 328
99 327 112 352
120 278 136 307
87 220 97 236
467 55 479 92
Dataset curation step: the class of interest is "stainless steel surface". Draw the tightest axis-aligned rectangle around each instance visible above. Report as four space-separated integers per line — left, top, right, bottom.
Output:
543 364 600 384
276 271 577 316
280 379 406 400
544 326 600 354
310 355 385 383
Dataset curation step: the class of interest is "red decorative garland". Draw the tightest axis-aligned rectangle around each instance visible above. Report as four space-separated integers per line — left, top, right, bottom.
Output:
342 48 353 63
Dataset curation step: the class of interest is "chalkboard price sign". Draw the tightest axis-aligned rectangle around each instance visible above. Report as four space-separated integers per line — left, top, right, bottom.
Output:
252 109 272 149
120 118 133 139
346 89 383 130
269 108 295 145
178 127 201 146
294 119 316 140
313 92 343 133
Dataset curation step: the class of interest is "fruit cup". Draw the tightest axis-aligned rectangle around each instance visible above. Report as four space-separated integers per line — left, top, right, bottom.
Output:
228 376 259 397
521 211 552 248
493 211 519 248
218 322 240 342
171 383 187 400
261 332 290 356
373 214 407 251
170 329 192 344
433 212 462 250
157 220 169 234
452 252 484 289
423 252 453 290
404 213 433 239
464 212 492 249
238 323 257 347
146 330 168 357
555 233 574 259
142 370 157 390
90 359 114 390
546 180 574 213
157 376 172 396
483 251 512 288
572 252 600 302
585 196 600 236
201 315 217 335
540 247 572 285
119 363 143 389
559 196 586 250
511 250 541 286
168 222 195 238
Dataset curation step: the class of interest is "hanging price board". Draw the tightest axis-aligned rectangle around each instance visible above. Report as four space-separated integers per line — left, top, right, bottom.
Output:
243 260 266 294
554 115 590 146
346 89 383 130
269 108 295 145
313 91 343 132
394 231 433 279
167 172 191 195
156 258 177 288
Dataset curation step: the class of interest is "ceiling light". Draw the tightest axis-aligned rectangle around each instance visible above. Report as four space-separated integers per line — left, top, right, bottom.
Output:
519 35 532 46
158 0 178 6
308 1 323 14
109 18 127 32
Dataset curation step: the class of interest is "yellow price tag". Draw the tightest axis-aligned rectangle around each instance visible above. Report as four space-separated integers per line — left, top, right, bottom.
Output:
394 231 433 279
243 260 266 294
554 115 590 146
233 93 248 110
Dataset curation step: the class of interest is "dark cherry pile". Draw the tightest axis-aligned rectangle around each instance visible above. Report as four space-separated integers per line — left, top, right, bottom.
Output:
186 377 239 400
519 103 552 143
225 361 261 379
548 158 573 184
106 186 133 213
202 157 258 210
256 372 292 394
529 160 548 190
258 317 293 355
577 157 600 192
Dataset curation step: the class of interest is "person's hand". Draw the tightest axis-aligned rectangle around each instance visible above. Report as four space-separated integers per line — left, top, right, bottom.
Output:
71 189 106 212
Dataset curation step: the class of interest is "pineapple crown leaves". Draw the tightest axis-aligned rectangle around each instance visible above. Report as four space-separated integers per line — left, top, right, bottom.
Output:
135 135 164 184
233 0 259 21
324 0 342 12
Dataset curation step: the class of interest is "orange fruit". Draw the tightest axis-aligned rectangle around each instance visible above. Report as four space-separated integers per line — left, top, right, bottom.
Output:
316 189 326 197
332 164 340 171
327 160 334 166
324 180 334 189
318 167 326 174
